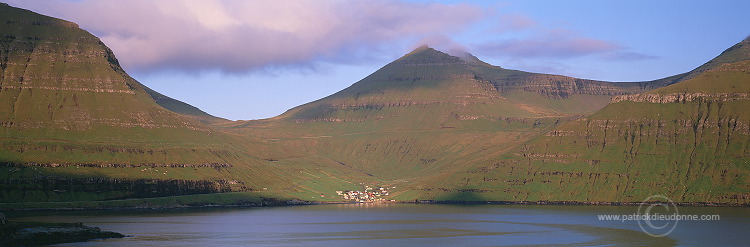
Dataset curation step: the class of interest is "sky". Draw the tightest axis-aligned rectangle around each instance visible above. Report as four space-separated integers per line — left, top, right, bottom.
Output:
7 0 749 120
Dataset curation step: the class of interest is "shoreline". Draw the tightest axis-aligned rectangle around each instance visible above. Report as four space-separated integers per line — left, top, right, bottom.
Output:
410 200 750 207
2 198 748 212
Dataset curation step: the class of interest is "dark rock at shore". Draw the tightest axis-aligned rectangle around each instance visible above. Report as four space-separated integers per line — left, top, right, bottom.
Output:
1 221 125 246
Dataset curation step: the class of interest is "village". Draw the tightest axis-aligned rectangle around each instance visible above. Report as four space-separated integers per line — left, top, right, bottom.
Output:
336 186 391 202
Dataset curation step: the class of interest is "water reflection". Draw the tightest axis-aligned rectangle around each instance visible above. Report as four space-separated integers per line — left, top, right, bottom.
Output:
11 203 748 246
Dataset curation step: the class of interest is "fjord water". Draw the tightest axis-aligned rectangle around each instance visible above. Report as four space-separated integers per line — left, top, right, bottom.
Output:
18 204 750 246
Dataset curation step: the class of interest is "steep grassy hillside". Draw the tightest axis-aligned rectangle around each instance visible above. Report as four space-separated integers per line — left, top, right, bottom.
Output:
0 3 308 203
0 3 229 165
414 60 750 204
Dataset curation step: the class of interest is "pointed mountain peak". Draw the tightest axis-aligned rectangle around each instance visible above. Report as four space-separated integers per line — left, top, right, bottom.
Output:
402 44 448 57
399 45 496 68
411 44 432 52
395 45 466 66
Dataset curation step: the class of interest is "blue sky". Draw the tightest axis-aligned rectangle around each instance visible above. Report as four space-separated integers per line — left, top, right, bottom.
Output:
8 0 749 120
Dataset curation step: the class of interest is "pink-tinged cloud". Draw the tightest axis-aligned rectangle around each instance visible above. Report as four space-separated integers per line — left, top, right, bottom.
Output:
599 51 658 61
473 28 656 61
494 13 537 32
475 28 623 58
413 36 469 56
7 0 483 73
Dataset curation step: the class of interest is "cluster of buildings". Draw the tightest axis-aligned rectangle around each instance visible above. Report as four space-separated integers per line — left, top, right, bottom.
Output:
336 186 390 202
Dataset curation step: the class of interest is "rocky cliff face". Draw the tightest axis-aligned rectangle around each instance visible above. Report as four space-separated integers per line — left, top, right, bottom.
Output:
611 92 750 103
475 67 645 99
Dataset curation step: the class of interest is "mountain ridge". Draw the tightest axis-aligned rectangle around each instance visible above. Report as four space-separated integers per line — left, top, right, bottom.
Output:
273 46 646 124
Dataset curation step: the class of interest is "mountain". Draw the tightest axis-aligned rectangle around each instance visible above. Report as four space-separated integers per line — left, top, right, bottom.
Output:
0 3 222 160
232 38 750 205
0 3 299 203
412 40 750 204
278 45 644 124
228 45 659 197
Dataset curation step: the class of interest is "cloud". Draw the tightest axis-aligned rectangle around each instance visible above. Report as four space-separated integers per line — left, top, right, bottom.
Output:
493 13 537 32
413 36 469 57
8 0 483 73
599 51 659 61
474 28 623 58
500 58 576 76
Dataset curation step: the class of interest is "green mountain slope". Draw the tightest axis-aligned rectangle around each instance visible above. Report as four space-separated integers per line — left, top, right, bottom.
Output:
278 46 642 124
0 3 225 162
413 59 750 204
0 3 300 203
228 46 653 197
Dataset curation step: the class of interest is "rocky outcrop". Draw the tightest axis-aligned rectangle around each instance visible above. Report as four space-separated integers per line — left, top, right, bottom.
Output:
15 162 232 169
1 222 124 246
612 93 750 103
3 18 79 29
484 73 643 99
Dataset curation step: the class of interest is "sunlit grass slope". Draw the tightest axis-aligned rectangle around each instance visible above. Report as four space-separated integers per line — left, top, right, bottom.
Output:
0 3 313 203
414 60 750 204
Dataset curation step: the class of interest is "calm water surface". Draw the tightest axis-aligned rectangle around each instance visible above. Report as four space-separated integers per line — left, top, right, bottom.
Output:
14 203 750 246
